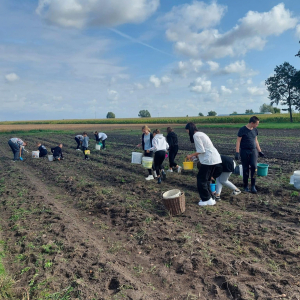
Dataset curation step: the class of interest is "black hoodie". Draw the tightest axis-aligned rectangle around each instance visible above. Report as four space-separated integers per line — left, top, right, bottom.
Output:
166 131 178 149
51 146 63 158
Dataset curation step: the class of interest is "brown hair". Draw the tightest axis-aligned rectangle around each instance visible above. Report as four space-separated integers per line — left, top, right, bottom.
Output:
142 125 151 132
153 129 160 134
167 127 173 133
36 142 41 146
83 132 87 135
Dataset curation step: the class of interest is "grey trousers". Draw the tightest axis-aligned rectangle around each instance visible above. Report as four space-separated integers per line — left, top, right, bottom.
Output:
8 140 22 161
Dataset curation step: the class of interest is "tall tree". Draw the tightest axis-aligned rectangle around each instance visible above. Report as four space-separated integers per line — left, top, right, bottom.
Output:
265 62 300 122
207 111 217 116
138 110 151 118
106 112 115 118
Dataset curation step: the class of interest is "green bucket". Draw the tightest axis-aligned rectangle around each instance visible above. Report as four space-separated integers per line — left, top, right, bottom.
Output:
257 163 269 176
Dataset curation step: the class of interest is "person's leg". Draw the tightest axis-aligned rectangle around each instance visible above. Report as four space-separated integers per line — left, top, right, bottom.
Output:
250 149 258 193
75 137 80 149
153 152 161 177
82 146 87 159
8 141 20 160
218 172 239 190
102 139 106 149
168 149 175 169
240 149 250 190
144 151 153 176
197 164 213 202
216 174 225 196
172 145 178 167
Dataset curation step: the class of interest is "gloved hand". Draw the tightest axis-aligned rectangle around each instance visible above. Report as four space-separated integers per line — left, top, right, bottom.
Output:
258 152 265 157
235 152 240 160
19 157 23 161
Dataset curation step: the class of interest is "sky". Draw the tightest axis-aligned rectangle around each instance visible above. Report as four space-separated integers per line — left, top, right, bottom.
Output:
1 0 300 121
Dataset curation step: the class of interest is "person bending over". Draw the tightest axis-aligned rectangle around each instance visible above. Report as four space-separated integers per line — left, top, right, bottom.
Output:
37 142 48 157
51 143 64 161
8 138 28 161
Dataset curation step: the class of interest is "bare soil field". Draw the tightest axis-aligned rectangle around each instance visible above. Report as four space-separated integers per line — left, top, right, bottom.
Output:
0 127 299 300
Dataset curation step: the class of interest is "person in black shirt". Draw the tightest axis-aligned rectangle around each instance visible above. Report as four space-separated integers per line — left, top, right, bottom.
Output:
166 127 182 173
51 144 64 161
36 142 48 157
235 116 264 193
215 155 241 200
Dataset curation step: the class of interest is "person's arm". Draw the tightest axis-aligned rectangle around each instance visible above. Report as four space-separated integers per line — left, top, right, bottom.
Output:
148 139 157 152
255 137 261 152
235 137 242 160
186 152 200 160
19 146 22 158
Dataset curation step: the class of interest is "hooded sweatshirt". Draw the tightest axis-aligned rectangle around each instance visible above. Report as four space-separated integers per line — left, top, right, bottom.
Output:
149 134 169 152
166 131 178 149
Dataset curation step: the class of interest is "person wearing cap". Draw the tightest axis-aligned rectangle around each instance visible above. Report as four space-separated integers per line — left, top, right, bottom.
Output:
235 116 264 193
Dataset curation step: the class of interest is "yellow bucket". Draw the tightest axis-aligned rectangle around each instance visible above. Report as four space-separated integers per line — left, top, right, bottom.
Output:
142 157 153 168
84 150 90 155
183 159 193 170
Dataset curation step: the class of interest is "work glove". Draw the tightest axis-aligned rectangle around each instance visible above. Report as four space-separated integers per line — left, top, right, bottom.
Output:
234 152 240 160
19 157 23 161
258 152 265 157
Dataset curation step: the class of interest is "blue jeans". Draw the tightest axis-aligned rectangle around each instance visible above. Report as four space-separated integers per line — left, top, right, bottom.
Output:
8 140 23 161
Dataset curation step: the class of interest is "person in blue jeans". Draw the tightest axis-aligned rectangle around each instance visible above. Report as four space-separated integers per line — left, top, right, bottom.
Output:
235 116 264 194
8 138 28 161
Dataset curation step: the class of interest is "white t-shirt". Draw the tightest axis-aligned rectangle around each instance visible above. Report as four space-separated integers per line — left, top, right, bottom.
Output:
98 132 107 140
193 132 221 165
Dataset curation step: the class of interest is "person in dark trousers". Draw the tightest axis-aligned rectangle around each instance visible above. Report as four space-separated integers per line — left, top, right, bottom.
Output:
148 129 169 184
214 155 241 201
185 122 223 206
94 131 107 149
235 116 264 194
51 144 64 161
36 142 48 157
166 127 182 173
137 125 155 181
82 132 90 160
75 134 84 150
8 138 28 161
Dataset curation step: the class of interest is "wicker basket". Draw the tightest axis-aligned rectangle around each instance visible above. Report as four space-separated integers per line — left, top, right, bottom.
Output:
162 192 185 215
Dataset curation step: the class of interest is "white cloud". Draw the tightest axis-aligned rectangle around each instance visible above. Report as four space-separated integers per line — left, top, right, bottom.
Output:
149 75 172 87
191 59 203 72
223 60 246 74
149 75 161 87
220 85 232 94
207 61 219 71
107 89 118 101
189 77 211 93
36 0 160 28
296 24 300 38
161 76 172 83
5 73 20 82
163 2 298 59
247 86 266 96
134 83 144 90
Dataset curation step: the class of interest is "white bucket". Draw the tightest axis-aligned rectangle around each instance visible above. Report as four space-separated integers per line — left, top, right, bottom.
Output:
163 189 181 199
48 155 53 162
131 152 143 164
239 165 243 176
142 156 153 168
32 151 39 158
95 144 101 150
292 170 300 189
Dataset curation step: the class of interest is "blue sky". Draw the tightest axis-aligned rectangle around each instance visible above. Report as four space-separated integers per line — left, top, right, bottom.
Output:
1 0 300 121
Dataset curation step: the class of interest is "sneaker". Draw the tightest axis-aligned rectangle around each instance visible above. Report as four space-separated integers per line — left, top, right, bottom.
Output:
198 198 216 206
162 171 166 180
85 157 90 160
232 190 241 196
153 171 157 178
157 177 162 184
215 195 221 201
244 187 249 192
177 166 182 173
251 186 257 194
145 175 154 181
167 169 173 173
76 149 81 151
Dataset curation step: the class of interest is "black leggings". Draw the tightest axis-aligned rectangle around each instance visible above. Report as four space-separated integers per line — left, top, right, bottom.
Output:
82 146 89 159
168 146 178 168
197 163 223 201
102 139 106 149
75 137 81 149
154 150 166 177
144 151 153 175
240 148 258 187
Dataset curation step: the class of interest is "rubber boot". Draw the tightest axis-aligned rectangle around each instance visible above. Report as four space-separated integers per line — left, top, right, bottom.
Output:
251 178 257 194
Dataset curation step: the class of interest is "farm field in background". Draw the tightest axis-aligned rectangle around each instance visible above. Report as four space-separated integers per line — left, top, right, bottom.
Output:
0 127 300 299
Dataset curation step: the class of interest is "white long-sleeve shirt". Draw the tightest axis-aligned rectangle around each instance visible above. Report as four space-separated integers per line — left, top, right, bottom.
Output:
193 132 221 165
97 132 107 140
149 134 169 152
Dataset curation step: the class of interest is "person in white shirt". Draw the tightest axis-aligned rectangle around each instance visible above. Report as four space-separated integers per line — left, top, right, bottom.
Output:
185 122 223 206
147 129 169 184
94 131 108 149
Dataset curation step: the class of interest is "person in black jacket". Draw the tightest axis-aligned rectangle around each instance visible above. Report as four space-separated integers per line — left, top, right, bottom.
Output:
166 127 182 173
36 142 48 157
214 155 241 201
137 125 155 180
51 144 64 161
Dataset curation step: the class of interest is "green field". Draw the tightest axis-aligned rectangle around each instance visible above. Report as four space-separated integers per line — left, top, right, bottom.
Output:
1 113 300 126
